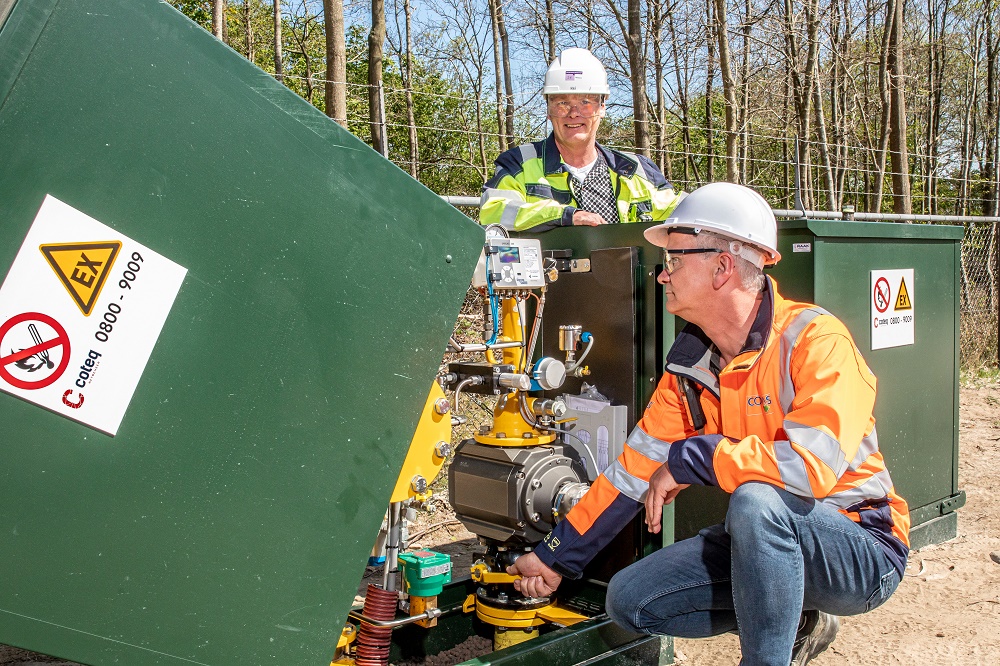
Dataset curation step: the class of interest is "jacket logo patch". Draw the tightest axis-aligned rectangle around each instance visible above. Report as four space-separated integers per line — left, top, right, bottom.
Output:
746 394 772 416
547 537 561 551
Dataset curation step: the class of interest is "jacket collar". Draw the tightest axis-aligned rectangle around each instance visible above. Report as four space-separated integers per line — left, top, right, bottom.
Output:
664 277 776 395
543 133 639 178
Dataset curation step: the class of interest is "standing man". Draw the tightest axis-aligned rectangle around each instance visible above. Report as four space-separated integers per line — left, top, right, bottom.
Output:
509 183 910 666
480 48 683 232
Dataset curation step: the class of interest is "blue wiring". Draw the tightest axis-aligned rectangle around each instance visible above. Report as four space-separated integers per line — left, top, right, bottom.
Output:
485 251 500 345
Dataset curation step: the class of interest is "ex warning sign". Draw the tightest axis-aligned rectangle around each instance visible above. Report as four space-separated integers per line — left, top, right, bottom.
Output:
40 241 121 315
871 269 915 350
0 195 187 435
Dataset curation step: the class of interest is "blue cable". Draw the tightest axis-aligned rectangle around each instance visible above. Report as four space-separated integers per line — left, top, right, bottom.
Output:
485 251 500 345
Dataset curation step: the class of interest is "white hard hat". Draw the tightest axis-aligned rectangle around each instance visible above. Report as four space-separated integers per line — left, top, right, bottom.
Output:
543 48 610 97
643 183 781 265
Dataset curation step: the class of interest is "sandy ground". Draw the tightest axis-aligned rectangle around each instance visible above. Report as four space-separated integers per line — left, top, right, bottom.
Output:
3 382 999 665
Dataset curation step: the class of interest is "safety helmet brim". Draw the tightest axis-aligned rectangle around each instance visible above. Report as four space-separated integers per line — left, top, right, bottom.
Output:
642 183 782 266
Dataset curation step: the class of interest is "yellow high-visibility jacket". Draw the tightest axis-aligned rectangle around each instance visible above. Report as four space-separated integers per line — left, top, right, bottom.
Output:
480 134 683 231
535 277 911 579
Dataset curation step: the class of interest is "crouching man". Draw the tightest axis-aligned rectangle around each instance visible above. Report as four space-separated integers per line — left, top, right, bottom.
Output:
510 182 909 666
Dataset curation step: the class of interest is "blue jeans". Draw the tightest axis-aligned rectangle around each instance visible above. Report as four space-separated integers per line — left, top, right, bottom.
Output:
605 482 902 666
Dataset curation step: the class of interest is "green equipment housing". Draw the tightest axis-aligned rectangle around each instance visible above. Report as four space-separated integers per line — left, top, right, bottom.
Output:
527 220 964 553
0 0 964 665
0 1 481 664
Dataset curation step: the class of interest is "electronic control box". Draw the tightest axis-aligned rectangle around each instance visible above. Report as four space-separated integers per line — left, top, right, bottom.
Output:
472 238 546 290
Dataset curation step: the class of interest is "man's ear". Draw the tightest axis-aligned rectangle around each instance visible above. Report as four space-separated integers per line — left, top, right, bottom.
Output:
713 253 737 289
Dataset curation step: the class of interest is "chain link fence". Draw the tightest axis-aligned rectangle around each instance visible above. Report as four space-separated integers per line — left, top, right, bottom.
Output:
959 222 999 373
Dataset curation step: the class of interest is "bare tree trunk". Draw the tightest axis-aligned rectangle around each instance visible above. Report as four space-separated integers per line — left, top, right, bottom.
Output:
627 0 650 156
667 4 699 184
213 0 226 41
812 57 835 207
783 0 818 209
243 0 255 61
714 0 739 182
983 5 997 217
324 0 347 126
739 0 752 184
887 0 911 214
495 1 515 145
957 27 981 216
273 1 283 83
369 0 388 155
873 0 894 212
545 0 557 63
830 0 848 208
488 0 507 153
587 0 595 50
651 0 668 176
706 0 716 182
604 0 650 156
404 0 418 176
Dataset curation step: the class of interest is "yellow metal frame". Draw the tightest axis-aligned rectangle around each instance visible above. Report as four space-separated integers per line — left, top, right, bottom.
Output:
389 382 452 503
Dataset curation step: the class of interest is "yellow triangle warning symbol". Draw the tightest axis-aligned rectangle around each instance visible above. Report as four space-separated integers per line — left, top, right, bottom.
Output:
895 277 912 311
39 241 122 315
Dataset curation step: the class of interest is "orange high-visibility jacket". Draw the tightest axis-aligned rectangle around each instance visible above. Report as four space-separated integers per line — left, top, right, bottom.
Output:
535 277 910 579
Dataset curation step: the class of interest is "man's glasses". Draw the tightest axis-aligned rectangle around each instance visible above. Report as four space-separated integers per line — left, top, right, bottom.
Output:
662 248 723 274
548 98 602 117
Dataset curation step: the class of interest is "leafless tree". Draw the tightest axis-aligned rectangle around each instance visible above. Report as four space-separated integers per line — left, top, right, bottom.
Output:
213 0 227 41
323 0 347 125
273 1 284 82
369 0 388 155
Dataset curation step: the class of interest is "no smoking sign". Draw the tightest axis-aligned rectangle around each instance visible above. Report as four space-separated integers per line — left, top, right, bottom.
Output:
0 312 71 389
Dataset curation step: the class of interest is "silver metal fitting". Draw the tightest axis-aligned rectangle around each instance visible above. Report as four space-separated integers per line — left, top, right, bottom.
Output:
434 441 452 459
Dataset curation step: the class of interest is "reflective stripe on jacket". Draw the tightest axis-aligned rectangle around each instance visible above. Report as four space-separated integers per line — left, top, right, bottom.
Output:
534 277 910 579
480 133 683 232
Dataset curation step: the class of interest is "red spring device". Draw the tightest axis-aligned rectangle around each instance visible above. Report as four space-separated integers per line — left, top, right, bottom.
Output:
355 584 398 666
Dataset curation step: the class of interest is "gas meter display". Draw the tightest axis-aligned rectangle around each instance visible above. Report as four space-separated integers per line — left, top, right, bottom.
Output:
472 238 546 289
498 247 521 263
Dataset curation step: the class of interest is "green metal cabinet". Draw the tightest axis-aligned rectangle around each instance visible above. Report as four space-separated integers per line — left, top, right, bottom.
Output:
770 219 965 548
0 1 481 665
528 219 964 552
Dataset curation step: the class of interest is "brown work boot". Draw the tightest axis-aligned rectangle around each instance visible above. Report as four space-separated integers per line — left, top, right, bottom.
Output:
789 610 839 665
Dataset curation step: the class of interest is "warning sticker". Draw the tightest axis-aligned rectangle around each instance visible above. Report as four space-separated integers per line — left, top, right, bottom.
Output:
895 278 912 311
871 269 914 350
0 312 71 390
0 195 187 435
40 241 121 315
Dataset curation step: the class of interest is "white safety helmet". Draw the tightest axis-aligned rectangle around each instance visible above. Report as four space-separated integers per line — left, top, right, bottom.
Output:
644 183 781 266
543 48 610 97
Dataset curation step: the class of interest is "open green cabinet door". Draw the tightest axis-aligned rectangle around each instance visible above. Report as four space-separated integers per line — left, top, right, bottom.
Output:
0 1 482 664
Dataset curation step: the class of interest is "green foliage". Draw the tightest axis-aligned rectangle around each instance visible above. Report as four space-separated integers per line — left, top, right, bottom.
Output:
169 1 212 30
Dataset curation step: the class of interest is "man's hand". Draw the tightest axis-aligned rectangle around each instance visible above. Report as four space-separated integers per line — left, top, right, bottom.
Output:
644 462 690 534
507 552 562 598
572 210 607 226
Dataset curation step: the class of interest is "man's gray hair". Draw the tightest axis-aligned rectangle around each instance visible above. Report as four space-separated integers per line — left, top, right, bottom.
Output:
695 231 766 292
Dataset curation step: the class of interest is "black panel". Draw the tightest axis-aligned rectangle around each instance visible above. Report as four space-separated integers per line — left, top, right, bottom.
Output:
541 247 640 424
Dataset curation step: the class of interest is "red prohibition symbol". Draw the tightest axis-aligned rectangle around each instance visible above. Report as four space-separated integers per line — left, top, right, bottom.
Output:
0 312 72 390
874 277 891 314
